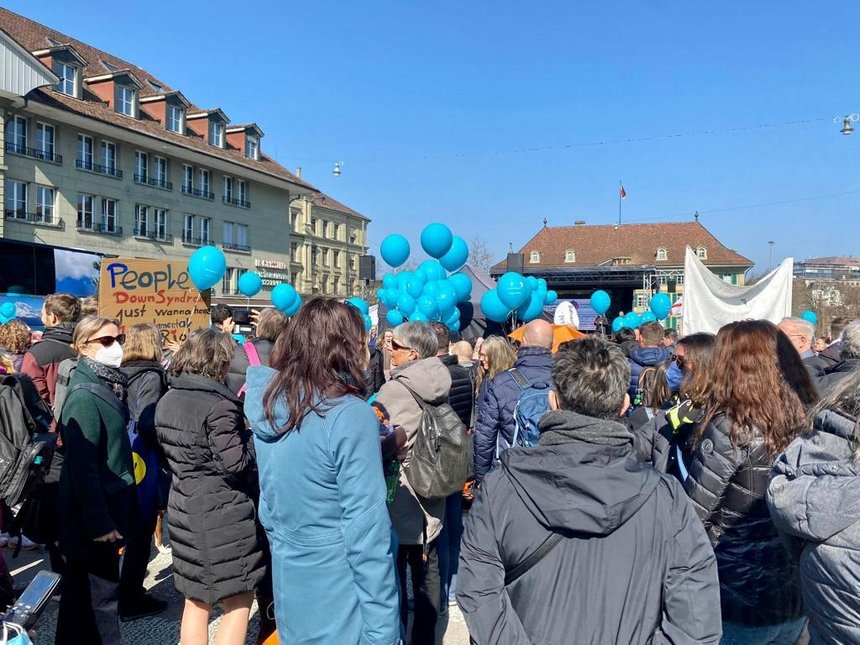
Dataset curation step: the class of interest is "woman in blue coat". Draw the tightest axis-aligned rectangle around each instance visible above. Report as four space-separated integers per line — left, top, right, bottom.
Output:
244 298 399 645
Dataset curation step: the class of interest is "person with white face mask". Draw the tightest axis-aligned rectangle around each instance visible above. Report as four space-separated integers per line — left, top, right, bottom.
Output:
56 316 139 645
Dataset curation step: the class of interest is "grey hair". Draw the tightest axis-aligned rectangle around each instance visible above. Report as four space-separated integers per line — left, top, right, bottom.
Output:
841 320 860 360
393 322 438 359
781 317 816 339
553 336 631 420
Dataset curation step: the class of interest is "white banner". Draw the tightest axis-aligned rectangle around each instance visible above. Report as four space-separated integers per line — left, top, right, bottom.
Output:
682 246 793 335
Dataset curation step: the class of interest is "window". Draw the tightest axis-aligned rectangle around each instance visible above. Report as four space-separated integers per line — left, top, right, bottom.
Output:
101 141 117 174
290 211 299 231
696 246 708 259
183 214 195 243
290 242 299 262
116 85 136 117
55 62 78 96
135 151 148 181
322 221 329 238
332 223 339 240
237 180 247 206
167 105 184 133
209 121 224 147
5 116 27 151
564 249 576 263
311 246 319 266
36 186 54 223
101 198 117 233
35 123 55 159
154 209 168 240
223 176 233 201
322 249 330 267
236 224 248 249
135 204 149 237
310 218 318 235
199 217 211 244
222 268 237 294
656 247 668 261
245 136 259 160
199 169 210 196
333 276 340 294
4 181 27 219
77 194 94 229
223 221 234 245
183 165 194 192
154 156 168 187
77 134 93 170
530 250 540 264
333 250 340 267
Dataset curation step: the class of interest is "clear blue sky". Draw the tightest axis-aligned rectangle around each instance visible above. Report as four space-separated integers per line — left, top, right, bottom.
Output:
8 1 859 271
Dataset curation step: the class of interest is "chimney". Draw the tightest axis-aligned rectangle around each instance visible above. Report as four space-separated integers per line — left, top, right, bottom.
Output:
296 167 302 179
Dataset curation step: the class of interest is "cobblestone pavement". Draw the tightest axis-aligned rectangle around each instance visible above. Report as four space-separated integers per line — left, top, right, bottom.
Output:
6 543 470 644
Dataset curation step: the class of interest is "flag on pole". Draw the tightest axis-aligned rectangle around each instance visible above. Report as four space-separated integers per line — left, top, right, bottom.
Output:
619 184 627 199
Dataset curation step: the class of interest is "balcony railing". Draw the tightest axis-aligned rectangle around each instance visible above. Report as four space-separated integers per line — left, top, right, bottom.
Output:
5 142 62 164
77 221 122 235
222 196 251 208
134 174 173 190
134 227 174 243
223 242 251 253
4 210 64 228
181 233 210 246
181 185 215 200
75 159 123 178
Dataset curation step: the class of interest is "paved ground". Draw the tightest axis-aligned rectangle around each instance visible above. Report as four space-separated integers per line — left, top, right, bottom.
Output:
6 542 470 644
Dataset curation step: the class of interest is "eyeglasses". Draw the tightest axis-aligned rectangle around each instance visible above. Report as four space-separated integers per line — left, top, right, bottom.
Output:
390 339 413 352
86 334 126 348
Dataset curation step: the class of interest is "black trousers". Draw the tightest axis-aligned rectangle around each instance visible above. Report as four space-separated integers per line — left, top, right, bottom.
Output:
55 543 121 645
397 540 439 645
118 515 156 607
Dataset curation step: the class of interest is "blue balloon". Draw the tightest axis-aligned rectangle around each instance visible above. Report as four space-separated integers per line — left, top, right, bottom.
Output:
545 290 558 305
420 223 454 259
417 295 439 319
517 290 545 323
624 311 642 329
376 288 387 303
346 297 369 315
418 259 446 283
363 314 373 332
590 290 611 315
0 302 16 323
649 293 672 320
435 281 458 314
271 284 298 312
237 271 263 298
439 236 469 272
481 289 512 323
386 309 405 326
405 274 425 299
537 278 548 293
284 294 302 317
444 307 461 332
800 310 818 325
640 311 657 324
449 272 473 302
382 273 399 290
409 311 429 323
611 316 625 333
397 293 416 316
423 280 441 299
526 276 539 290
497 272 532 309
380 234 410 268
187 245 226 291
384 288 400 306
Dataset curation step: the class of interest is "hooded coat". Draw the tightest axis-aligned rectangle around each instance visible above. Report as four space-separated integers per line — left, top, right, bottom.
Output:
627 345 672 399
374 357 452 545
154 373 264 604
244 366 400 645
226 338 275 394
457 409 721 645
21 322 76 406
768 409 860 645
815 358 860 396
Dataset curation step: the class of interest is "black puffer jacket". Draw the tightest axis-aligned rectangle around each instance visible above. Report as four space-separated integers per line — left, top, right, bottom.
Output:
155 374 264 603
684 413 803 626
122 360 168 448
226 339 275 394
815 358 860 396
440 354 474 427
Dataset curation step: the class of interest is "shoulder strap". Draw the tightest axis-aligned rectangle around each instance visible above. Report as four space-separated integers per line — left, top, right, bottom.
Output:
508 368 530 391
244 341 262 367
396 380 427 409
505 532 564 586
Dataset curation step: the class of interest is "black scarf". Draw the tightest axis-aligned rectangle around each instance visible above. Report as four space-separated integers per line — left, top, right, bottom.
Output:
82 356 128 403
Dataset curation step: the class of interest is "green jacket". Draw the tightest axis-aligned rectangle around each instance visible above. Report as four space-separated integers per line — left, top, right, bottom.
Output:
58 359 139 556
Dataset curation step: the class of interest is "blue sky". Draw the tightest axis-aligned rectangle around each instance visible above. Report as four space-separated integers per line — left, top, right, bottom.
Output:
8 1 859 271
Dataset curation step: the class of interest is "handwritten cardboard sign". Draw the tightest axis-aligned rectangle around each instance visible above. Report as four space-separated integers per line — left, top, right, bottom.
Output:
98 259 210 343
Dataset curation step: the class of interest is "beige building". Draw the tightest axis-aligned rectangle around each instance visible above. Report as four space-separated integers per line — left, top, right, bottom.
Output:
0 8 369 304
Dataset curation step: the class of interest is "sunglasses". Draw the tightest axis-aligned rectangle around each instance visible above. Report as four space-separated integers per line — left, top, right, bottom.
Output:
86 334 126 347
390 339 413 352
673 354 686 368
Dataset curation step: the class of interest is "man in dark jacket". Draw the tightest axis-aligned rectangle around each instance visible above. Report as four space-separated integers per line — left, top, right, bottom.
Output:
627 321 671 400
457 337 721 644
473 320 553 483
816 316 851 368
815 319 860 395
21 293 80 407
779 317 830 379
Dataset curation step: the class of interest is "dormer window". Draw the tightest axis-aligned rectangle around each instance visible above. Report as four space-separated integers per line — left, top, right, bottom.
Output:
564 249 576 263
55 62 79 97
656 247 668 261
696 246 708 259
209 121 224 148
245 136 259 160
167 105 184 133
116 84 137 117
530 250 541 264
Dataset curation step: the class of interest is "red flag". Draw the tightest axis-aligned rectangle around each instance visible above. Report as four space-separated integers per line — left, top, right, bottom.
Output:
619 185 627 199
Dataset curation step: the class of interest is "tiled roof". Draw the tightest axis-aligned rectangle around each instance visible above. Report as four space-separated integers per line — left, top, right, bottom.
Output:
493 221 752 271
800 256 860 267
314 193 370 222
0 7 316 192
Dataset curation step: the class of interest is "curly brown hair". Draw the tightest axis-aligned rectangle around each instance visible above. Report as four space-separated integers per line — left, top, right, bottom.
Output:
0 320 31 354
696 320 817 458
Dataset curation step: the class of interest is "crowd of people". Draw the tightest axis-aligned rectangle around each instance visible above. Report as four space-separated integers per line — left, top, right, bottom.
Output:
0 292 859 644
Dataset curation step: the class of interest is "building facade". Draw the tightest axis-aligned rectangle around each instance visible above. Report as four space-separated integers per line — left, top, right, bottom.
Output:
0 8 370 305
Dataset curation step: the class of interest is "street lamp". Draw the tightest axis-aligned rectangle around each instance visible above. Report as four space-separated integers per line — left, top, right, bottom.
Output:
836 114 859 135
332 161 343 176
768 241 775 271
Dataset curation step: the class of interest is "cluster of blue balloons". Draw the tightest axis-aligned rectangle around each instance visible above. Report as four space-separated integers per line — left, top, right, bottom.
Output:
610 292 672 333
480 273 558 324
345 297 374 332
0 302 16 324
378 224 472 332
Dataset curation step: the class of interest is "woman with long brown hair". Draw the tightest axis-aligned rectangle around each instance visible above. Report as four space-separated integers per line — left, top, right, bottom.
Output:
684 320 816 642
243 298 399 644
474 336 516 399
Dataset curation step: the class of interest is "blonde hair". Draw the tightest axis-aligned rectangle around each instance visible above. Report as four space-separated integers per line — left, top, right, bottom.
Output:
122 323 163 363
0 320 31 354
72 316 119 353
171 329 235 380
476 336 517 394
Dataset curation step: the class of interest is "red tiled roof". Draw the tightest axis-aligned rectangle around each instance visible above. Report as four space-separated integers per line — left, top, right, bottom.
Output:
314 194 369 222
800 256 860 267
493 221 752 271
0 7 316 192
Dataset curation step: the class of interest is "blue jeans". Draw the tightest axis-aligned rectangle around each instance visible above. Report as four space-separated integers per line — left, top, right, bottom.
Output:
436 493 463 603
721 618 806 645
